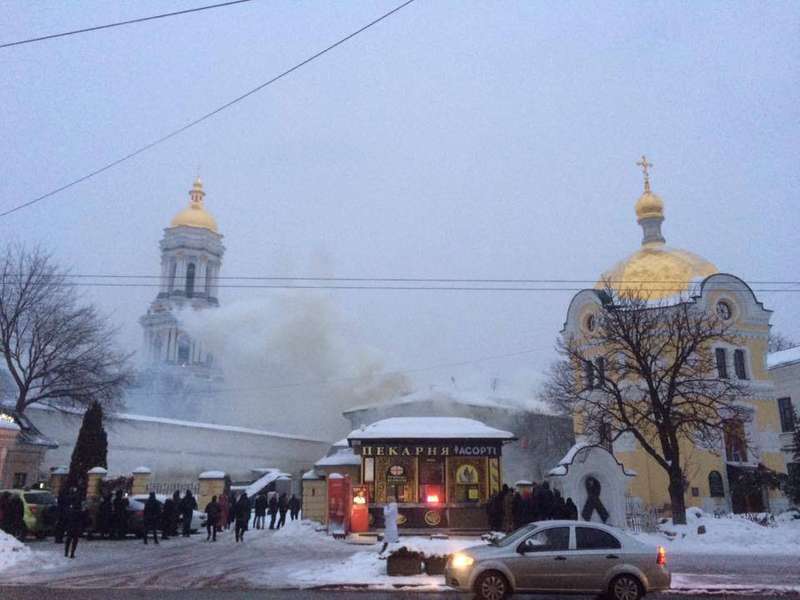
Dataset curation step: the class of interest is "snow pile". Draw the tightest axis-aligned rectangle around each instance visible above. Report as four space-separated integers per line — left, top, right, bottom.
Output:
391 536 484 557
0 531 32 573
636 507 800 554
348 417 515 440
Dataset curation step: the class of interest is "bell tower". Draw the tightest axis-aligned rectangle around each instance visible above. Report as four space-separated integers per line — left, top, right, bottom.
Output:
139 178 225 370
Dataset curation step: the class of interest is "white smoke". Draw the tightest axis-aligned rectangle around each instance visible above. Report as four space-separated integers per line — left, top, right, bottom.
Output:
178 292 411 440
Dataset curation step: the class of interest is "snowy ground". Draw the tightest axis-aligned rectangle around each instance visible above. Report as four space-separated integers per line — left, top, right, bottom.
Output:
0 515 798 593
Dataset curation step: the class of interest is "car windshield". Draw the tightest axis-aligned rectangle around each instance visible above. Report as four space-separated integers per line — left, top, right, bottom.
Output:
492 524 537 547
24 492 55 505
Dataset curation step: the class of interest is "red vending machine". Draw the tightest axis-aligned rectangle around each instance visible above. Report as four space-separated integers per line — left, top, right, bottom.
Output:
350 485 370 533
327 473 352 536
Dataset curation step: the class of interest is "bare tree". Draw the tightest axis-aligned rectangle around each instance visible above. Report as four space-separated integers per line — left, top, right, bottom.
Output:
0 245 133 414
544 285 751 524
768 332 798 353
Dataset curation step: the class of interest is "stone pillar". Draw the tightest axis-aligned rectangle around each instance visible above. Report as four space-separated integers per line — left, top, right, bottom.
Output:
86 467 107 500
198 471 226 511
49 466 69 497
131 466 153 496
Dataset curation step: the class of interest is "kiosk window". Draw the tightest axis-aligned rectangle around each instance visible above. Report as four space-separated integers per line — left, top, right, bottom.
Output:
454 463 480 503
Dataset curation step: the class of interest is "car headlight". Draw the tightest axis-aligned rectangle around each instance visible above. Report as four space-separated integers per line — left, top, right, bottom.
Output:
451 553 475 569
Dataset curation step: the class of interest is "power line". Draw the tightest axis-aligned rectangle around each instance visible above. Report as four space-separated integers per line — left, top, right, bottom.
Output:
1 0 256 49
0 0 417 218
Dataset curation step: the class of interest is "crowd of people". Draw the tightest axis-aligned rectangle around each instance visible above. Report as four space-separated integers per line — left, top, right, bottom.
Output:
0 492 26 540
487 482 579 532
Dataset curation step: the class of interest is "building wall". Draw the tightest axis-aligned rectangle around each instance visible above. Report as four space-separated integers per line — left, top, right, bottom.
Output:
302 479 327 524
27 406 330 484
769 359 800 472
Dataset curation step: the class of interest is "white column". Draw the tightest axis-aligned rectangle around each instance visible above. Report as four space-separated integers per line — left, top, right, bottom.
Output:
175 258 187 293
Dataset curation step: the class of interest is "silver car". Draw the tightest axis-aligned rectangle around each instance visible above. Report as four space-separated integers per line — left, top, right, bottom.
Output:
445 521 670 600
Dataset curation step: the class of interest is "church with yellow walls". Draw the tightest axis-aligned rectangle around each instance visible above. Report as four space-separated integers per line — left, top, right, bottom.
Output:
560 159 791 515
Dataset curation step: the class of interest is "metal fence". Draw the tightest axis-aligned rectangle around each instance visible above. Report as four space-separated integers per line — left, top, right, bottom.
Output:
147 481 200 496
625 496 663 533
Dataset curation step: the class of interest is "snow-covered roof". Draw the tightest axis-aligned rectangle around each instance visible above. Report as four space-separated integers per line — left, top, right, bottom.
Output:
558 442 590 465
0 419 20 431
51 466 68 475
243 469 290 496
199 470 226 479
315 448 361 467
132 466 152 475
87 466 108 474
767 347 800 369
332 438 349 448
514 480 533 486
549 443 636 478
328 473 344 479
344 387 552 416
302 468 321 480
347 417 515 441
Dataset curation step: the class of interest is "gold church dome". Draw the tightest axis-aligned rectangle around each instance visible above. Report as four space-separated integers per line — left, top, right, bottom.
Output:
597 157 717 301
170 177 218 233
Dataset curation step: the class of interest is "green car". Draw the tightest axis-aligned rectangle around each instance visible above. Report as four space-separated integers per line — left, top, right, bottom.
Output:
0 489 58 539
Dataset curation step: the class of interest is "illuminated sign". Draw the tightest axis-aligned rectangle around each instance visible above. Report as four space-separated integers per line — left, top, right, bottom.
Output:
359 443 501 458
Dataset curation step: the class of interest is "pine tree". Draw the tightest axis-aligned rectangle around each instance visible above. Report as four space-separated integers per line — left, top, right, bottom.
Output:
64 401 108 498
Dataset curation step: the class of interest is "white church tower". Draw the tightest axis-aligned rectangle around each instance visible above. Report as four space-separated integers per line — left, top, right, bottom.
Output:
139 177 225 373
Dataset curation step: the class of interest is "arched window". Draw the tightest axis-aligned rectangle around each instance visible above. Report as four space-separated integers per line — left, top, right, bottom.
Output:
177 338 190 365
185 263 196 297
708 471 724 497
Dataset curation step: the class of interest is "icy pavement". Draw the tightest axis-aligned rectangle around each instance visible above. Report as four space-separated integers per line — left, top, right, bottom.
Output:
0 519 798 594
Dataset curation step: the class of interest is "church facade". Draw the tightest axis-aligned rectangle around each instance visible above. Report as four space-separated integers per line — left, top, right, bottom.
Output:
139 177 224 373
561 160 790 516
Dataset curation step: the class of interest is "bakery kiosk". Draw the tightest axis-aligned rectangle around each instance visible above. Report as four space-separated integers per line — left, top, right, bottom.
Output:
347 417 516 531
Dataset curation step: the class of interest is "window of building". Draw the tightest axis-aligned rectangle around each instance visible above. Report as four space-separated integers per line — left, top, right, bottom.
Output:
419 458 444 503
13 473 27 488
716 300 732 320
363 457 375 483
715 348 728 379
584 360 595 390
691 487 700 497
576 527 621 550
185 263 196 297
724 419 748 463
708 471 725 497
168 261 177 291
778 397 795 433
733 349 748 380
595 357 606 384
454 463 481 503
598 420 612 450
177 339 190 365
585 314 596 332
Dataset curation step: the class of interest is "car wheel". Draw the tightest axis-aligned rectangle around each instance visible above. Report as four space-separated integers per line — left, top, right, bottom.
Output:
609 574 643 600
475 570 510 600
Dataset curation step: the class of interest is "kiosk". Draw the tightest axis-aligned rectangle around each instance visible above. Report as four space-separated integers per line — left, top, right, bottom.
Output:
347 417 515 531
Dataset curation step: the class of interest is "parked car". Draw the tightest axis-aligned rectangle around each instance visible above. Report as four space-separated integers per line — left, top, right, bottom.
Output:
445 521 670 600
0 489 57 539
129 494 206 534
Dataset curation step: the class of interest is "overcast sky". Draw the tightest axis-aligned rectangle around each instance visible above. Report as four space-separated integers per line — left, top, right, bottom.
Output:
2 1 798 398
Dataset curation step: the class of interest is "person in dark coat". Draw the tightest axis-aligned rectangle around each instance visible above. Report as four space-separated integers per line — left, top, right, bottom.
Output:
253 494 267 530
234 492 250 542
143 492 161 545
112 489 129 539
227 493 237 530
205 495 221 541
565 497 579 520
64 500 87 559
161 493 175 540
288 494 301 521
0 492 9 534
552 488 567 520
511 491 524 530
179 490 197 537
277 493 288 529
167 491 181 537
534 481 554 520
8 494 25 541
52 488 70 543
267 493 278 530
97 493 112 539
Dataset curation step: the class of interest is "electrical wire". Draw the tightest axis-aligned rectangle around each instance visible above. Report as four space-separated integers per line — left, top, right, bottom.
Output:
0 0 417 218
1 0 256 49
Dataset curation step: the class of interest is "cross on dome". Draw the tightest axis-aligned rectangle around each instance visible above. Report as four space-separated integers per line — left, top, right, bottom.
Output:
636 155 653 193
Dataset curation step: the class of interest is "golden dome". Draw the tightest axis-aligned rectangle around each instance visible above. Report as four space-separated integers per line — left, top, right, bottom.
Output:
598 158 717 301
170 177 218 233
634 191 664 221
598 244 718 301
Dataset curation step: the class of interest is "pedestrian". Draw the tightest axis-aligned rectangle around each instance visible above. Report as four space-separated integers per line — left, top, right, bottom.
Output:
205 495 221 541
502 485 514 533
0 492 7 533
288 494 301 521
267 493 278 530
161 493 175 540
552 488 567 519
167 491 181 537
253 493 267 530
97 493 112 539
64 500 87 559
179 490 197 537
511 491 524 530
379 496 399 554
112 489 129 539
277 493 288 529
8 493 25 540
234 492 250 542
143 492 161 545
534 481 554 520
227 492 236 530
565 497 579 520
217 492 229 533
